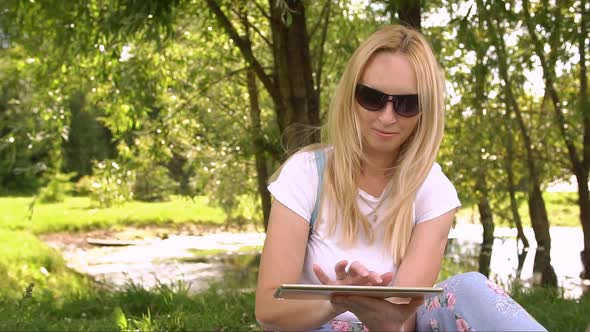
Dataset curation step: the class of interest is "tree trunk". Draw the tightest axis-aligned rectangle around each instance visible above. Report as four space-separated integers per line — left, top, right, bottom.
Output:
206 1 323 231
529 186 558 286
476 177 494 277
576 169 590 279
205 0 320 155
239 8 272 232
522 0 590 280
269 0 320 152
516 248 528 279
470 4 493 278
397 0 421 30
477 195 494 277
576 0 590 280
388 0 421 30
246 68 272 231
166 152 194 196
480 0 557 286
504 128 529 249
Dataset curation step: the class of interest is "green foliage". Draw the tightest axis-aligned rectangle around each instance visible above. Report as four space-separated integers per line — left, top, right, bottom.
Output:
38 172 76 203
63 93 116 177
73 175 93 196
112 306 128 331
87 160 134 208
0 0 587 277
133 165 176 202
15 282 34 330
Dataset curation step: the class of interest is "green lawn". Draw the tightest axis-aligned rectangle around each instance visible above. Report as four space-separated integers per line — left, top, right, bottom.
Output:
0 196 226 234
0 193 587 331
0 229 258 331
456 192 580 227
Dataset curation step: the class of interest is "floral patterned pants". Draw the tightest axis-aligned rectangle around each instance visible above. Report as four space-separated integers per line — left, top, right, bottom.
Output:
314 272 547 332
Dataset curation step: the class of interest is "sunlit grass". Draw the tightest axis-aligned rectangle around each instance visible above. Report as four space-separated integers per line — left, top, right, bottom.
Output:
0 193 585 331
456 192 580 227
0 196 226 234
0 229 259 331
2 228 582 331
511 285 590 332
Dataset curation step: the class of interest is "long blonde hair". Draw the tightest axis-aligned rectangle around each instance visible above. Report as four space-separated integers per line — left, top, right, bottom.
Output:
320 25 446 266
269 25 445 267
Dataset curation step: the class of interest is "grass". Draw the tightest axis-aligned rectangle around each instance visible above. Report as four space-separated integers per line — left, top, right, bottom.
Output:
512 286 590 331
0 196 226 234
0 229 259 331
456 192 580 227
0 193 586 331
2 228 586 331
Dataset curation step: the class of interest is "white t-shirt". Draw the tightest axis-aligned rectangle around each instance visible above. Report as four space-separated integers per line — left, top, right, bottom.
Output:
267 148 461 322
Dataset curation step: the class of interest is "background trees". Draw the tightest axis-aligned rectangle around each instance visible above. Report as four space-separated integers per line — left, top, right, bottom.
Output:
0 0 587 282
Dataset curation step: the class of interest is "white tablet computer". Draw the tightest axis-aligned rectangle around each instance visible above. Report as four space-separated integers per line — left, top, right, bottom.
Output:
274 284 443 300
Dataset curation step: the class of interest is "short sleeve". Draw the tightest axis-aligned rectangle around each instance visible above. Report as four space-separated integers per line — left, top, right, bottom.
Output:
267 150 319 223
414 163 461 224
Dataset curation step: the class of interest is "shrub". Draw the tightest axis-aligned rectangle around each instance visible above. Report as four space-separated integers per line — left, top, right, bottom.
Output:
74 175 93 196
38 172 76 203
132 165 176 202
87 160 134 208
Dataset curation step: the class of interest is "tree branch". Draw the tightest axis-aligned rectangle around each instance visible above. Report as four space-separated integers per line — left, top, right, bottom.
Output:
205 0 282 108
522 0 582 172
580 0 590 166
231 7 272 47
309 0 330 39
252 0 271 20
314 0 331 94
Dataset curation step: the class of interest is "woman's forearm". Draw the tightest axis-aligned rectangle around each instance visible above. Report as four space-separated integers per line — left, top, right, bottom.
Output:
256 296 341 330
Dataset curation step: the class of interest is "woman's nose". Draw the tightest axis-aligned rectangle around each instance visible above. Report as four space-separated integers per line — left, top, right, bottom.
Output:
378 100 398 124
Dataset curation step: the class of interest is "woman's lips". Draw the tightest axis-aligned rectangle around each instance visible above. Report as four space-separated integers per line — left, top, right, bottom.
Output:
373 129 398 137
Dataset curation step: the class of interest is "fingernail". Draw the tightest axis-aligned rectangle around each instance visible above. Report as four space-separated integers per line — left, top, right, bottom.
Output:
376 278 382 283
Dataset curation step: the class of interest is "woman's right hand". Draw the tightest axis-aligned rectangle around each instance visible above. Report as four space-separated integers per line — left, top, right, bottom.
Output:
312 260 394 286
313 260 405 326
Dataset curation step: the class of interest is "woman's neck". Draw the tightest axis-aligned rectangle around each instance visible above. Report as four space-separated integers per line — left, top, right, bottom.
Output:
362 150 398 178
358 150 397 197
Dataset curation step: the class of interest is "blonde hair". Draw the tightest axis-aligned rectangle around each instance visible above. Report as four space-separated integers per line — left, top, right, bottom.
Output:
271 25 446 267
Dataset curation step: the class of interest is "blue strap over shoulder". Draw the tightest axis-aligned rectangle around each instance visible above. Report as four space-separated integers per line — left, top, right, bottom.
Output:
310 149 326 235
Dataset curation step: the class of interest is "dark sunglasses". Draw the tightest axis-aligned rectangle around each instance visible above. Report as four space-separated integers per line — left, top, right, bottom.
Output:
355 84 420 117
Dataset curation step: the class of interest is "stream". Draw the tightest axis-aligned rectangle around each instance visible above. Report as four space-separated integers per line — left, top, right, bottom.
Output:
43 225 588 298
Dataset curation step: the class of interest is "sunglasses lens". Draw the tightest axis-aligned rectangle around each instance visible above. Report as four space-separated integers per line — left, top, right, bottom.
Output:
395 95 419 117
355 85 385 111
355 85 420 116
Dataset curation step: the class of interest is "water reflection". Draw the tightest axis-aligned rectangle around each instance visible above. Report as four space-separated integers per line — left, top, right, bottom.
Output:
447 225 589 298
45 232 265 293
45 225 588 298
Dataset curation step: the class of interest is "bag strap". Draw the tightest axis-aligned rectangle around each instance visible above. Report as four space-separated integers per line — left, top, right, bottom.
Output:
310 149 326 235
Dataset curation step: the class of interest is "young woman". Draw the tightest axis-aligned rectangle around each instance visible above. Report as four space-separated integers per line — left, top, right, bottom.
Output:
255 25 546 332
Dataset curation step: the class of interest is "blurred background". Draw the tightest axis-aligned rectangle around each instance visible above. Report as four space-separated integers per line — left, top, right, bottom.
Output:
0 0 589 330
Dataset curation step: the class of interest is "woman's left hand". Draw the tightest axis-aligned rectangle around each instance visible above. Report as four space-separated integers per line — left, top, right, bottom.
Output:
330 295 424 331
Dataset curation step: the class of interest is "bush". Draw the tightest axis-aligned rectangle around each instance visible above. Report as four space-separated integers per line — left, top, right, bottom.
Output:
132 165 176 202
38 172 75 203
87 160 134 208
74 175 93 196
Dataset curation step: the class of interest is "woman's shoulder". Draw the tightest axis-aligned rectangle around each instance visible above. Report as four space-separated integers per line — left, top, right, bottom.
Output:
414 162 460 223
285 145 332 168
418 162 453 193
